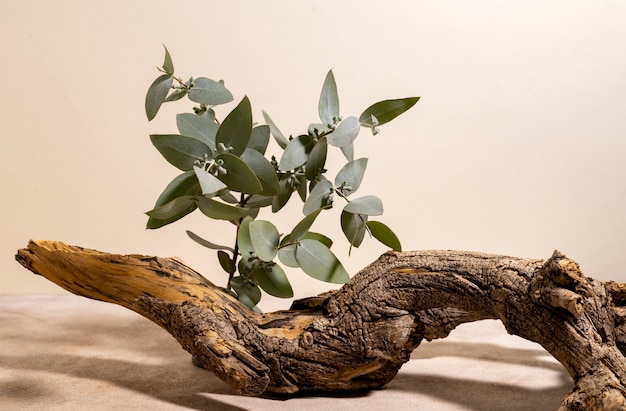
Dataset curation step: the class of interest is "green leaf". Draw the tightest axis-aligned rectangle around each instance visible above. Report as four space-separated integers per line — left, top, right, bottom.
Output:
341 211 368 248
343 195 383 216
165 87 187 103
297 175 307 202
272 176 294 213
290 209 322 243
193 166 227 196
219 191 239 204
186 230 234 252
216 96 252 156
335 158 368 196
245 194 274 209
295 239 349 284
262 110 289 149
249 220 280 262
217 250 236 274
340 143 354 162
150 134 213 171
278 230 333 268
216 153 263 194
303 231 333 248
162 45 174 75
196 197 250 221
146 171 200 229
308 123 332 137
328 116 359 147
367 221 402 252
318 70 340 127
279 135 314 171
230 276 261 308
359 97 420 128
252 264 293 298
188 77 234 106
248 125 270 154
176 113 218 147
237 216 255 260
305 136 327 180
237 257 254 277
241 149 280 196
145 196 196 220
145 74 172 121
277 242 299 268
302 180 333 216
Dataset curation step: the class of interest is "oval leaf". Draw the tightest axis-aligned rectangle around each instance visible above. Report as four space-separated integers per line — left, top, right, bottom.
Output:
343 195 383 216
249 220 280 262
262 110 288 149
188 77 233 106
277 243 299 268
253 264 293 298
334 158 368 196
278 232 332 268
328 116 359 148
245 194 274 209
359 97 420 128
145 74 172 120
193 166 227 197
217 153 263 194
216 96 252 156
150 134 213 171
196 197 250 221
366 221 402 252
249 125 270 154
241 149 280 196
305 136 328 180
271 176 294 213
295 239 349 284
237 216 255 260
186 230 234 252
290 209 322 243
303 232 333 248
145 196 196 220
176 113 218 147
230 276 261 309
217 250 236 274
279 135 314 171
162 45 174 75
146 171 201 229
340 211 368 248
165 87 187 103
302 180 333 216
318 70 339 127
340 143 354 162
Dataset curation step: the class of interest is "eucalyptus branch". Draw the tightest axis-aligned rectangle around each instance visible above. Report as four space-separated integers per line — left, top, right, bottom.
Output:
145 46 418 308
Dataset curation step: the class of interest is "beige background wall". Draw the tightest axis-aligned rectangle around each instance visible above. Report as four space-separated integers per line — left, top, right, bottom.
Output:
2 1 625 306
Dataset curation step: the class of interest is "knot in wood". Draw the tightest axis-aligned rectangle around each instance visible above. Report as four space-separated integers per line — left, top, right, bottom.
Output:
300 331 314 348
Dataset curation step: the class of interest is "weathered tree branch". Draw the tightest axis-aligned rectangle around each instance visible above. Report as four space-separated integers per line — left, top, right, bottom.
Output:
15 240 626 410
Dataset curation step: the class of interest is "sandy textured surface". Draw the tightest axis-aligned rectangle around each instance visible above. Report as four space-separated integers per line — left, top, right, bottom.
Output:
0 295 572 410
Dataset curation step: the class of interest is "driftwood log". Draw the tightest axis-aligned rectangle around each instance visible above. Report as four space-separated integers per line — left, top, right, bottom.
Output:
15 240 626 410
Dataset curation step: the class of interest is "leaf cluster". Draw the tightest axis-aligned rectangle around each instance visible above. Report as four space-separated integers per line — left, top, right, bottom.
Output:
145 46 419 309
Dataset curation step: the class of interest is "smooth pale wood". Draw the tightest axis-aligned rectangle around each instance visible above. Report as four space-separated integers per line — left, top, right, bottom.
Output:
15 240 626 410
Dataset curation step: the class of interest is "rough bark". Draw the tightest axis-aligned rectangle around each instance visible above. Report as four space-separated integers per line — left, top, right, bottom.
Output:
15 240 626 410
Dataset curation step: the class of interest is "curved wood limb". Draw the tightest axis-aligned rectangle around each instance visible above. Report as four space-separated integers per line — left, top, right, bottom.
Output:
15 240 626 410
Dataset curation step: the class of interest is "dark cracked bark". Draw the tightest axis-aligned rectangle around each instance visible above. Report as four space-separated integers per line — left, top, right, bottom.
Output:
15 240 626 410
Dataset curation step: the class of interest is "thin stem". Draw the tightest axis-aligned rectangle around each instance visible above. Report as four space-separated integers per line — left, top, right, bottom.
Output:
227 237 239 292
171 74 189 89
226 193 248 291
